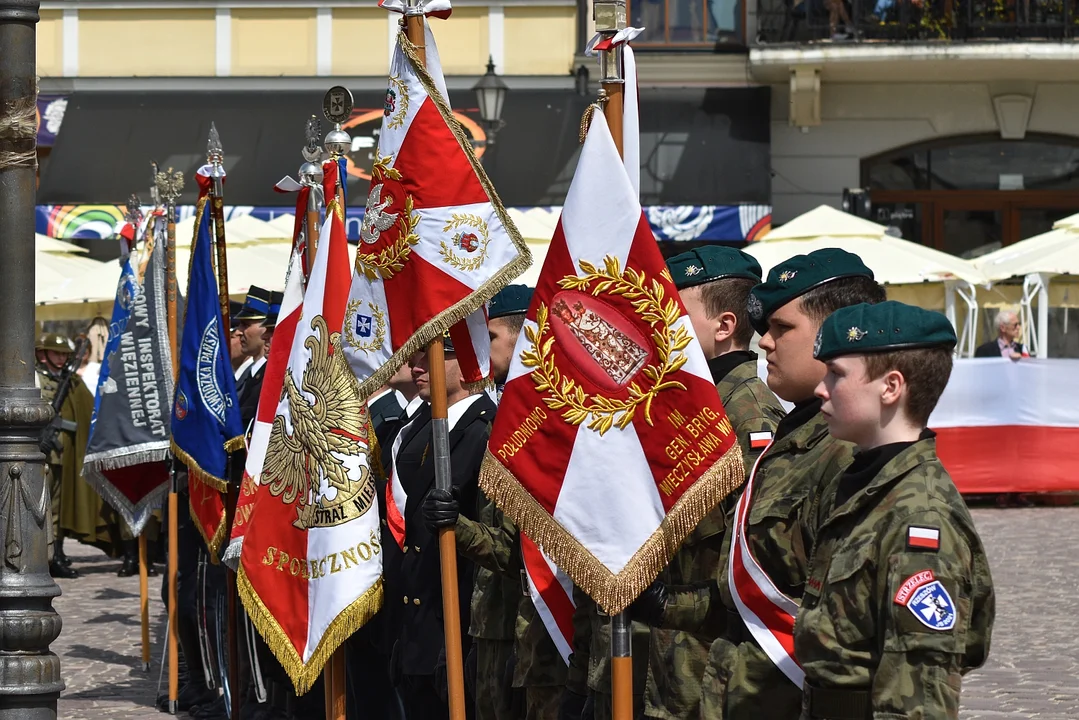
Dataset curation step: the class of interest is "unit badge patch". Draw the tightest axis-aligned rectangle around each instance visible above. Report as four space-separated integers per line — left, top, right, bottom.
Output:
893 570 956 631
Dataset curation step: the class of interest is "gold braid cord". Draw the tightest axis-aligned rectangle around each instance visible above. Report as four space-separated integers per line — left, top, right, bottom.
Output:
521 256 692 436
349 31 533 400
355 152 421 281
238 569 383 695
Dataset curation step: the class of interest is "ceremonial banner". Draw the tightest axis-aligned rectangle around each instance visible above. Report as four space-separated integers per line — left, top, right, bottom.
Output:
239 191 382 693
341 17 528 396
480 111 743 613
171 199 244 551
222 247 305 567
83 233 173 535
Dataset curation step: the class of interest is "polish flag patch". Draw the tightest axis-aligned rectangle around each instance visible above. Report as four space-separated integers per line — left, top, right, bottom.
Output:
907 526 940 551
749 431 773 450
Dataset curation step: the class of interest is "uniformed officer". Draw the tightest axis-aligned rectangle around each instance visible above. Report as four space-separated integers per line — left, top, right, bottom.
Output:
797 301 994 720
234 286 273 423
638 248 786 720
422 285 533 720
631 249 886 719
386 331 496 720
36 332 97 579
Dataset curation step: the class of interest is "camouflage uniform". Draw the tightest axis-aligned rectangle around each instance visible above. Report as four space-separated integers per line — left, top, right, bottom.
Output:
795 436 995 720
661 403 853 720
644 352 784 720
513 588 567 720
456 492 525 720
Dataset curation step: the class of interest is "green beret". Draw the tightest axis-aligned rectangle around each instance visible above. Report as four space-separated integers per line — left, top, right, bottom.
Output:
489 284 533 320
748 248 875 334
814 301 957 361
667 247 762 290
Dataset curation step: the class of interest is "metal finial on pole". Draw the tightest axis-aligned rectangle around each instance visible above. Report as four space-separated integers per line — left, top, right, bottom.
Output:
299 115 324 276
323 86 354 161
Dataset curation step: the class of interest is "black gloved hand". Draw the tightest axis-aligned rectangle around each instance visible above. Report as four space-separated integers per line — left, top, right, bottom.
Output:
558 689 588 720
629 579 669 627
422 487 460 533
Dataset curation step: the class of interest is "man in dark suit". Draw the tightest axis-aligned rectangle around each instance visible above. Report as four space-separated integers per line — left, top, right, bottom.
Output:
975 309 1027 360
384 332 495 720
234 287 276 425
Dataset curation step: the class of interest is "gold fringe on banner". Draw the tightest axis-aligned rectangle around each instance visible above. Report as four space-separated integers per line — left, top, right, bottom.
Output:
171 441 230 493
238 568 384 695
224 435 245 453
479 443 744 615
349 31 533 401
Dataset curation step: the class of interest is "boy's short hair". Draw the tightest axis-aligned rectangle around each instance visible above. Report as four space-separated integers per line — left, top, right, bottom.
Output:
698 277 757 348
799 276 887 328
863 347 953 426
491 312 526 335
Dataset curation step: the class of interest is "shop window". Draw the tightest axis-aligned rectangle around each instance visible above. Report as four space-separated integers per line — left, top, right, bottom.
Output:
630 0 744 46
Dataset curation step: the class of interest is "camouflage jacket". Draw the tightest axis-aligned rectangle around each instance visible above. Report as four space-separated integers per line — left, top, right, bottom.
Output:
644 353 785 720
456 491 520 641
513 587 568 688
795 436 994 720
567 588 651 700
661 403 854 719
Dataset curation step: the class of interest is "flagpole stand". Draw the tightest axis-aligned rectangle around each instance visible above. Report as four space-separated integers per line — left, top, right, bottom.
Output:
156 165 184 715
593 2 633 718
139 535 151 672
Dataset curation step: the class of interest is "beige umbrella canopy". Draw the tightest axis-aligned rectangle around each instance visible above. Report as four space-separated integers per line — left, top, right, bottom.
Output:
746 205 988 356
507 207 560 287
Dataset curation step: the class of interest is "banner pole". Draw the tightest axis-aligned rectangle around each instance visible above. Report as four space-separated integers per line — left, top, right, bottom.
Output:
594 3 631 717
401 11 466 720
157 164 184 715
139 534 151 672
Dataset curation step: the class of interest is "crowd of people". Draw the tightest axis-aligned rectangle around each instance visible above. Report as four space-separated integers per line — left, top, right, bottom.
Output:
42 243 996 720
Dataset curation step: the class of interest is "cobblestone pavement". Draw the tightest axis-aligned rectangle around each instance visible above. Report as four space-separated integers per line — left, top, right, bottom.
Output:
51 506 1079 719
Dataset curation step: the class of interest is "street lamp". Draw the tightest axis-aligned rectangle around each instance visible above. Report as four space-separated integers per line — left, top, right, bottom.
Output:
472 56 508 144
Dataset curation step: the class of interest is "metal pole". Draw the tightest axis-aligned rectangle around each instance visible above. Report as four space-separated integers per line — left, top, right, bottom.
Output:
593 3 632 718
156 164 183 714
0 2 64 719
139 534 151 672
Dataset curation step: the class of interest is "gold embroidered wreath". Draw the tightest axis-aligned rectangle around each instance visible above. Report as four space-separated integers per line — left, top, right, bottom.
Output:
520 256 691 436
439 213 491 272
355 152 421 281
384 75 410 131
343 299 388 353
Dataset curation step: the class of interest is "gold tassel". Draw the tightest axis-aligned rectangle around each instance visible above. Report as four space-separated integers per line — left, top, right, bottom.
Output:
479 444 744 614
579 104 598 144
238 568 384 695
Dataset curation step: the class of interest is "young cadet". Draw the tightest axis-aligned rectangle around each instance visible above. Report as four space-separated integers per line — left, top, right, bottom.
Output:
799 301 995 720
631 248 886 720
641 247 785 720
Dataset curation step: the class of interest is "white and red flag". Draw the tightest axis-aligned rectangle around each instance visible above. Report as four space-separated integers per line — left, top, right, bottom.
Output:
341 15 528 395
480 109 744 614
237 181 381 693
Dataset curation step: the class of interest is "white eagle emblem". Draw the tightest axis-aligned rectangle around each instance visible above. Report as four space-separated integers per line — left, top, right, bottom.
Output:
360 183 398 245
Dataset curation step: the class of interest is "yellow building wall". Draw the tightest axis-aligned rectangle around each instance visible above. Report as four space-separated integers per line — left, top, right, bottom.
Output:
429 7 489 76
504 7 576 75
332 8 388 77
78 10 216 76
37 10 62 77
232 8 317 76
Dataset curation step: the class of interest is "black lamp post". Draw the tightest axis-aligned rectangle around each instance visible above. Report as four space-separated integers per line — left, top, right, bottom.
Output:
472 55 508 145
0 1 64 719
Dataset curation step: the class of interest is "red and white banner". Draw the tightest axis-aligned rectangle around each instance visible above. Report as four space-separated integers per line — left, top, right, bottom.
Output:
480 109 744 614
929 358 1079 493
222 248 305 567
341 16 528 397
238 193 382 693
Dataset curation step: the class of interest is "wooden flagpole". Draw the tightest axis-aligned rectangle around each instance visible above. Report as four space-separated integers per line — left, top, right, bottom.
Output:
156 163 184 715
594 3 632 718
207 124 243 720
403 10 467 720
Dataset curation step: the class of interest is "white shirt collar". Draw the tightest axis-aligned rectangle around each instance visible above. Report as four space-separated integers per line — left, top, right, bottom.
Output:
404 395 424 419
447 393 483 432
367 387 393 407
250 356 267 375
234 356 253 380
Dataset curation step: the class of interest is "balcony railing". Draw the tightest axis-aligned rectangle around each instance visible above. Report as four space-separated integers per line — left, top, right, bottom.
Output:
756 0 1079 43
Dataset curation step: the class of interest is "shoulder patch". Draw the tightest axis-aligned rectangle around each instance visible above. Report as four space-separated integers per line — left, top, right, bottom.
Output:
894 570 956 631
748 430 773 449
907 525 940 551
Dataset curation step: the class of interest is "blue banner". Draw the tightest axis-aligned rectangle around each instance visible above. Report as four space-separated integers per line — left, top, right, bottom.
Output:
170 201 244 490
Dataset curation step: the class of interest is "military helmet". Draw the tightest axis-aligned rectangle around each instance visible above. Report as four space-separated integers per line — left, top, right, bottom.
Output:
36 333 75 354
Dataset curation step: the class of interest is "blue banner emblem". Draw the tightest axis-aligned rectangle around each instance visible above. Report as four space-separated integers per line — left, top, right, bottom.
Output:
355 313 373 338
906 580 956 631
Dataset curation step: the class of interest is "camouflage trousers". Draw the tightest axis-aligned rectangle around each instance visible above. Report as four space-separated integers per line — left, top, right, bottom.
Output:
475 637 520 720
592 689 645 720
699 637 802 720
523 685 560 720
